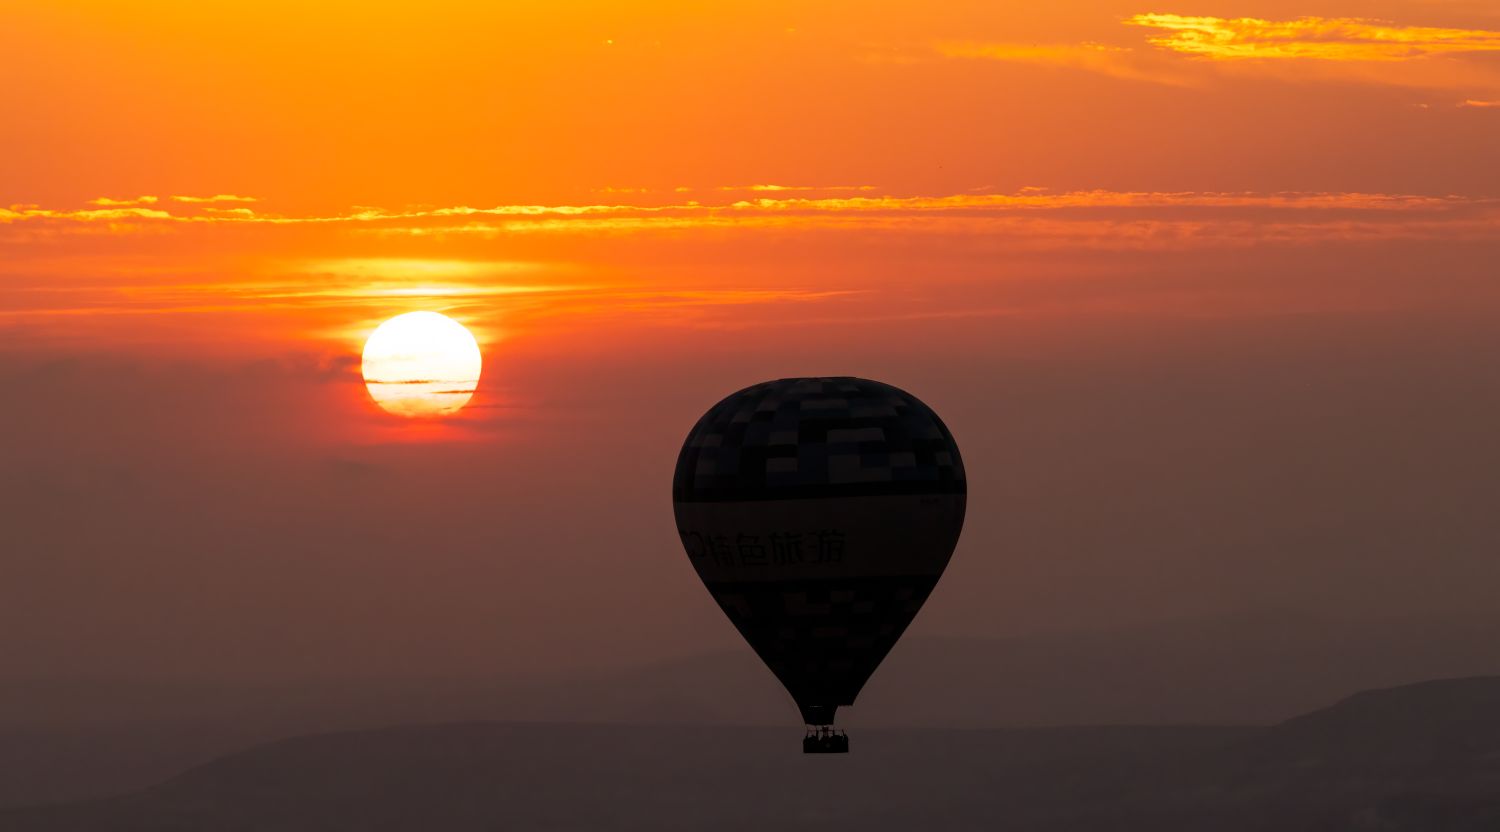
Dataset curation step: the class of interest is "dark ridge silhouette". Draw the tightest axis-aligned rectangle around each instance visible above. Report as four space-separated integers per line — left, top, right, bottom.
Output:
7 611 1500 808
6 676 1500 831
1246 675 1500 768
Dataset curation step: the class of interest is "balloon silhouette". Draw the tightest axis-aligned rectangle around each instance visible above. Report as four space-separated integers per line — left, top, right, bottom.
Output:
673 377 966 751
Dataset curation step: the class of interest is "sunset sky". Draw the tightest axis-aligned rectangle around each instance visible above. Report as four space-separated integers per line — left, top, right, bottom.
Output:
4 1 1500 688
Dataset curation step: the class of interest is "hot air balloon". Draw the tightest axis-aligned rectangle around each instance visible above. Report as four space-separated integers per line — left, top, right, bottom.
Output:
672 377 966 753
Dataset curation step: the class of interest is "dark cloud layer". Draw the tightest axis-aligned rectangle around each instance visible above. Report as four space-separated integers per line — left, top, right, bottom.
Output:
4 248 1500 687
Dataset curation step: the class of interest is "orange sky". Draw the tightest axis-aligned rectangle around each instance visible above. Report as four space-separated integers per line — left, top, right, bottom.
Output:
6 1 1500 359
3 1 1500 683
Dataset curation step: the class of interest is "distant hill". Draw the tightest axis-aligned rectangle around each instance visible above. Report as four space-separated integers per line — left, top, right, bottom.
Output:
0 723 1254 832
518 610 1500 728
7 676 1500 831
1249 675 1500 768
6 610 1500 808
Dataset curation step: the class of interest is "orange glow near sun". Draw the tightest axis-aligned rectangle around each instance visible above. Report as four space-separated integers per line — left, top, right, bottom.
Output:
361 311 482 418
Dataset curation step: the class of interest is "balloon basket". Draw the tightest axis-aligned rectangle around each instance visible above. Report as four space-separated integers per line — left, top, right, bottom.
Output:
802 728 849 754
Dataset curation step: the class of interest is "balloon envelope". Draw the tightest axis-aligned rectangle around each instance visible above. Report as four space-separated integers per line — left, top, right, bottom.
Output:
673 377 966 725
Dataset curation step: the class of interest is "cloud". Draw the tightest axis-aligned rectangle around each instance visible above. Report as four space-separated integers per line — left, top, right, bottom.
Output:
1127 14 1500 61
716 184 880 193
87 196 159 207
1 205 175 222
597 185 879 195
1461 99 1500 107
168 194 258 203
4 189 1498 253
941 15 1500 95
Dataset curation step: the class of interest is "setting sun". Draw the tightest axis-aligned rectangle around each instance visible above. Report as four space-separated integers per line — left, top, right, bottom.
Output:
361 311 482 418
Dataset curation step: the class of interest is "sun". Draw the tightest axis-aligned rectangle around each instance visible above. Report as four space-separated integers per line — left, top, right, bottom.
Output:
361 311 482 418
